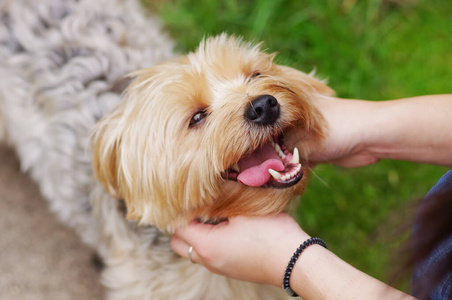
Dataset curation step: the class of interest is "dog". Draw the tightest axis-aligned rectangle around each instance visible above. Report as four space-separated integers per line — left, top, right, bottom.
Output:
0 0 334 299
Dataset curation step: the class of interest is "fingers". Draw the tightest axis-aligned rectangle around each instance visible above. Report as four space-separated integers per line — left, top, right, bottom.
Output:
171 235 199 263
174 219 226 244
171 220 216 263
170 235 188 258
172 219 229 264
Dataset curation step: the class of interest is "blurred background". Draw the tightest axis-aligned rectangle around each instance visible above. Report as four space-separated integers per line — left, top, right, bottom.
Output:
146 0 451 291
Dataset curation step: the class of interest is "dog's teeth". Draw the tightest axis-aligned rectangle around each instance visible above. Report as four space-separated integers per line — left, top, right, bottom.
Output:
289 147 299 164
232 163 240 173
279 151 286 159
268 169 281 180
274 143 281 153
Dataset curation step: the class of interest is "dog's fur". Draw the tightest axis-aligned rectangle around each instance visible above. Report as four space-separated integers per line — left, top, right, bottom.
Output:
0 0 333 298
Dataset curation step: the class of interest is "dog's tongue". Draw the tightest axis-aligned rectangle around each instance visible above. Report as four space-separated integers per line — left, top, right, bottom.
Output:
237 143 284 187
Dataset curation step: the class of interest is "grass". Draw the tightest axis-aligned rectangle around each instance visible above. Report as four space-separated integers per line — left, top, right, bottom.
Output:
144 0 451 290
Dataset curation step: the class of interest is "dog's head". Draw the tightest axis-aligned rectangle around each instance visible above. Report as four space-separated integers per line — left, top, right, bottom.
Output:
91 34 333 232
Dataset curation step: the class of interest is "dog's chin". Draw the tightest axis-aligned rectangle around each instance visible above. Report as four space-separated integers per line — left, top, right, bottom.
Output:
192 175 306 227
223 131 303 189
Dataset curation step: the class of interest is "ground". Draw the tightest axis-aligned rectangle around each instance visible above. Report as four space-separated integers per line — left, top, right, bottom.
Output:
0 145 104 300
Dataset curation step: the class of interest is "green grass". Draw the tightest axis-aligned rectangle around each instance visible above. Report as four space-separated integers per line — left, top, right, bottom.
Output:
144 0 451 290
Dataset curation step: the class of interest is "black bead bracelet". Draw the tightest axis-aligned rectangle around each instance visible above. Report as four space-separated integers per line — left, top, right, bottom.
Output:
282 237 328 297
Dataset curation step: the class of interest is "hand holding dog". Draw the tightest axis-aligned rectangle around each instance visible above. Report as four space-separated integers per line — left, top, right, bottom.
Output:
171 213 309 286
172 213 415 300
307 94 452 168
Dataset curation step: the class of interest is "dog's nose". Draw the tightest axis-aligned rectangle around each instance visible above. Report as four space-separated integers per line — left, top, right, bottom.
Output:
245 95 280 125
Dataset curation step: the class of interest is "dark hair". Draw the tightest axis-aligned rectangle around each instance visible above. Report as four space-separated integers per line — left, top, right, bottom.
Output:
406 189 452 300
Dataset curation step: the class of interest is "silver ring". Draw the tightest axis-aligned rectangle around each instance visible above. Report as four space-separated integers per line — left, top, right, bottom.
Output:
188 246 195 264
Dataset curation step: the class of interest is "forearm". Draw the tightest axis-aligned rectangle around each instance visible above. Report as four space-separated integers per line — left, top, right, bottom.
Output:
365 94 452 166
287 245 415 300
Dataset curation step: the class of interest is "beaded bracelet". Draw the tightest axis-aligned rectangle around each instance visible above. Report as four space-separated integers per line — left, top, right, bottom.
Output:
282 237 328 297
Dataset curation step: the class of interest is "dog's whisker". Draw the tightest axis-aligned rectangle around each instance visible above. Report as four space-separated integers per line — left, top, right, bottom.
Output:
310 168 330 188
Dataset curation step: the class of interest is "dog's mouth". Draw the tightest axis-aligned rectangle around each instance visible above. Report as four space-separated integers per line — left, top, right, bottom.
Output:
225 133 302 189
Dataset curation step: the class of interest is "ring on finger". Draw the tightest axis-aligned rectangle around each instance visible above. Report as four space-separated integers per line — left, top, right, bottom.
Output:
188 246 196 264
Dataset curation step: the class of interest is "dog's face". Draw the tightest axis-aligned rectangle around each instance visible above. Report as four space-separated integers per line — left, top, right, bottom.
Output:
91 34 333 232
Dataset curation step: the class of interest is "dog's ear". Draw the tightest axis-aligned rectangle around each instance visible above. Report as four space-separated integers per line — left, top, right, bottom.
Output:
90 66 162 200
269 64 334 162
275 65 335 96
90 66 187 227
90 68 155 200
91 113 123 199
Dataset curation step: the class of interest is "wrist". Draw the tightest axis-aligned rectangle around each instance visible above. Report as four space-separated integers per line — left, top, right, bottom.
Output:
287 235 416 300
264 231 311 287
340 95 452 166
362 98 432 163
282 238 328 297
352 99 388 160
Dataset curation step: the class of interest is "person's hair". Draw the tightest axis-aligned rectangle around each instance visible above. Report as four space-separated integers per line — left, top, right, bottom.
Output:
405 189 452 300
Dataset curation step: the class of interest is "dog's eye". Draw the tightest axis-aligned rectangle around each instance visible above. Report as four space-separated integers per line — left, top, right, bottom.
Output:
251 72 261 79
189 109 208 127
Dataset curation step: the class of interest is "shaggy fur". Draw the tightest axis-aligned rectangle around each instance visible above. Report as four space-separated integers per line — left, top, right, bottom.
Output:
0 0 333 299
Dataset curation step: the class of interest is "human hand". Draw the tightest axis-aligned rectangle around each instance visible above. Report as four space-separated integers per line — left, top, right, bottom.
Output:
306 95 381 168
171 213 310 287
172 213 416 300
307 94 452 168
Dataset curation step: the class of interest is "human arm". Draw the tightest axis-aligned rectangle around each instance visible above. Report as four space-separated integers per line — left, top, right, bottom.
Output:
171 214 415 300
308 94 452 167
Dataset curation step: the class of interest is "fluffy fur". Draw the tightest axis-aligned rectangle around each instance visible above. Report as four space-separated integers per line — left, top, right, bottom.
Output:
0 0 333 298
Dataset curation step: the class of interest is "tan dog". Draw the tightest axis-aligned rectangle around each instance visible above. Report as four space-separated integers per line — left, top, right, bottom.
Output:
0 0 333 296
92 34 333 233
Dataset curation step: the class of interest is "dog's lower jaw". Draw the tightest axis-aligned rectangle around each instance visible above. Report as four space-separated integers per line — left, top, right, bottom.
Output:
188 176 307 226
